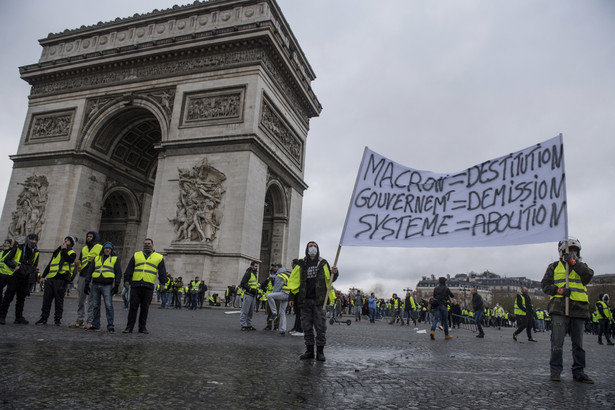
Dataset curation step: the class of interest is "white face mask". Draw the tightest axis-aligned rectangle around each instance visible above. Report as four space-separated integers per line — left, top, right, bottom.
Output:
308 246 318 257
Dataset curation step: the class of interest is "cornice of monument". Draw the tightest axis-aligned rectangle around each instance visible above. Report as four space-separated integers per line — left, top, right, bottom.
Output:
19 0 321 118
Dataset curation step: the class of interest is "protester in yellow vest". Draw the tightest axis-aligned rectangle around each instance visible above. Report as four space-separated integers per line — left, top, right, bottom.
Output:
83 241 122 332
122 238 167 334
36 236 78 326
69 231 102 329
595 294 614 346
0 239 15 308
541 237 594 383
0 235 39 325
288 241 339 362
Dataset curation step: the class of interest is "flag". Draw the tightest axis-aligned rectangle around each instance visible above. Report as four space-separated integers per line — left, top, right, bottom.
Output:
340 135 567 248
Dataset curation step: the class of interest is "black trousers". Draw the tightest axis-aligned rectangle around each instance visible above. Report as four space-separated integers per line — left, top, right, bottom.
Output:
40 278 67 323
126 286 154 331
0 275 30 319
514 314 533 339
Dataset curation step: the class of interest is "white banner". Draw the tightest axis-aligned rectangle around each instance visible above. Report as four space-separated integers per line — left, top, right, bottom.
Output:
340 135 567 248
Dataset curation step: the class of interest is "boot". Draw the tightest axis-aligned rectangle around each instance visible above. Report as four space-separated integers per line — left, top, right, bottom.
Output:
598 338 603 345
430 330 435 340
316 346 326 362
14 317 29 325
299 345 315 360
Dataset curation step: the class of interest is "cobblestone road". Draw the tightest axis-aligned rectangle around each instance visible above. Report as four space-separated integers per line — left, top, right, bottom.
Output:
1 295 613 409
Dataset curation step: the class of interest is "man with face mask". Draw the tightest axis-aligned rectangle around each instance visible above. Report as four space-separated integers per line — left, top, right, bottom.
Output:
288 241 339 361
122 238 167 334
0 234 39 325
36 236 77 326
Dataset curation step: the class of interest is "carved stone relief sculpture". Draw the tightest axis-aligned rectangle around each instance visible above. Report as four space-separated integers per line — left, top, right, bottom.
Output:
8 175 49 240
169 158 226 243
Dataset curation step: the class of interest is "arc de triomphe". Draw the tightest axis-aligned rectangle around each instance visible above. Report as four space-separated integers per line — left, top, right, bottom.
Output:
0 0 321 287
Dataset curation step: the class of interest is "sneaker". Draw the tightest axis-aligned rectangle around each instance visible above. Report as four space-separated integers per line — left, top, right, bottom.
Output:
573 374 594 384
122 328 132 333
550 371 561 382
241 326 248 331
288 330 296 335
86 327 100 332
528 338 537 342
138 328 149 334
476 333 484 338
607 341 614 346
35 318 47 325
512 333 518 342
14 317 29 325
68 321 84 328
54 322 62 326
108 328 115 333
247 326 256 331
292 332 304 337
84 323 93 330
279 331 286 336
445 334 453 340
430 330 435 340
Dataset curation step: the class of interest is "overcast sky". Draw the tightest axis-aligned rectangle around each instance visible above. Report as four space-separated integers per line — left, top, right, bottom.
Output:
1 1 614 297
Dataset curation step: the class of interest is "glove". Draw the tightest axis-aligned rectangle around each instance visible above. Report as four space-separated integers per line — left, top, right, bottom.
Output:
562 254 578 266
84 284 91 295
557 287 572 297
112 285 119 295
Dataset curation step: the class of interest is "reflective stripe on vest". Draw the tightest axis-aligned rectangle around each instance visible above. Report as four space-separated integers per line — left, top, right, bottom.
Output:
92 255 117 279
550 261 589 303
81 244 103 270
132 252 163 284
278 272 291 291
47 250 76 279
596 301 613 320
0 250 13 276
191 281 200 292
514 295 526 316
248 272 258 290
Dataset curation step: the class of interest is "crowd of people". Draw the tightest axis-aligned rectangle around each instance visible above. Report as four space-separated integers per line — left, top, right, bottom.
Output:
1 234 612 380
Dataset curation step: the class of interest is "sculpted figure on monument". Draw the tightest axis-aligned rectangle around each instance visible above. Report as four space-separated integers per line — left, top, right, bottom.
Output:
169 158 225 243
8 175 48 240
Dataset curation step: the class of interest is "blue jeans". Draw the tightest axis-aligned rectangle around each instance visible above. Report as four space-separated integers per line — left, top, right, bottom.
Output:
550 315 586 376
474 309 484 334
368 307 376 322
431 305 449 335
91 282 114 330
160 292 169 308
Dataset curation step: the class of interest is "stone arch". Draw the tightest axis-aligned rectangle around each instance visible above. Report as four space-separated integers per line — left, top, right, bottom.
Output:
98 186 142 264
259 178 289 279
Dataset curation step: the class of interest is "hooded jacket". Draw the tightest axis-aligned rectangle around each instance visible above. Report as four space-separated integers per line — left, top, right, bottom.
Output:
288 242 339 308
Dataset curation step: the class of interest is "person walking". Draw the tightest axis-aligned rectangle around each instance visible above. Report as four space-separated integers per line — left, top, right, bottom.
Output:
0 234 39 325
36 236 78 326
122 238 167 334
288 241 339 361
471 288 485 338
512 286 536 342
239 261 259 331
353 290 363 322
541 238 594 383
83 241 122 332
404 291 417 326
595 294 614 346
430 277 454 340
389 293 404 325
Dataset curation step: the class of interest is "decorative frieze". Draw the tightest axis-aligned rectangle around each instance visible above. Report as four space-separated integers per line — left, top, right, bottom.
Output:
260 96 303 166
181 87 245 127
26 110 75 144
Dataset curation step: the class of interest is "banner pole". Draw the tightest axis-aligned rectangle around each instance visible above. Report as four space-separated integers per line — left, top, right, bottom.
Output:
565 242 570 316
322 244 342 310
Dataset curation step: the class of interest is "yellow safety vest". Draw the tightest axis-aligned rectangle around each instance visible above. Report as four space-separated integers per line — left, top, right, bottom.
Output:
278 272 291 292
0 249 14 276
247 272 258 290
596 301 613 320
47 250 76 279
91 255 117 279
132 252 163 285
190 281 200 292
514 294 527 316
551 261 589 303
80 244 102 270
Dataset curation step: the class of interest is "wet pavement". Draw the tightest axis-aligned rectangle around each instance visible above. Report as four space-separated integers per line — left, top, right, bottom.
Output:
1 294 614 409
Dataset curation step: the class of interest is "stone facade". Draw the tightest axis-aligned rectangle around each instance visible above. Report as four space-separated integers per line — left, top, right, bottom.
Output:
0 0 321 289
